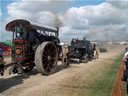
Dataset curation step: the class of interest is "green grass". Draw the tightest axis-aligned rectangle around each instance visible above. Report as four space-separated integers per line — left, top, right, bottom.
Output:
78 54 124 96
53 53 124 96
40 53 124 96
123 82 127 96
79 55 123 96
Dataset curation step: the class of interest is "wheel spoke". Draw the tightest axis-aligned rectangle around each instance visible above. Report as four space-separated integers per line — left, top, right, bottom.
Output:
47 64 52 72
48 45 53 52
43 55 47 58
43 61 49 68
48 65 54 72
51 58 56 60
49 62 54 68
50 51 57 57
45 66 50 72
50 54 56 58
51 58 56 61
42 59 47 63
44 50 48 56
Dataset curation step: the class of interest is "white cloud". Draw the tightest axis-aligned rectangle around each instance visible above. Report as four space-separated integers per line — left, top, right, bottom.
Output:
7 0 68 27
107 0 128 24
0 18 12 41
86 24 128 41
65 2 124 27
1 0 128 41
60 1 128 41
60 26 88 41
108 0 128 9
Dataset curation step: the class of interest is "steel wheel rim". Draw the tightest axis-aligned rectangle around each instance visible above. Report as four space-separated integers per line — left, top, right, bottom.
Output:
42 43 57 73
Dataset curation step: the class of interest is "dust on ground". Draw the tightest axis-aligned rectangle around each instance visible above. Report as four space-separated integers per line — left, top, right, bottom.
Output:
0 44 126 96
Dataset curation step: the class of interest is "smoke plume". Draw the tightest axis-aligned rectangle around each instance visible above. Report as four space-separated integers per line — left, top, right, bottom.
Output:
85 24 128 41
46 0 69 27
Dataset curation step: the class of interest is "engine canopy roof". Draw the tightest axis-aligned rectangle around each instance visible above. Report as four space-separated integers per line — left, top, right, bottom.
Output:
6 19 58 33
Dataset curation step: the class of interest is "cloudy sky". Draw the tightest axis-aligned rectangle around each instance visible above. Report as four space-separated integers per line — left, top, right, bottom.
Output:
0 0 128 42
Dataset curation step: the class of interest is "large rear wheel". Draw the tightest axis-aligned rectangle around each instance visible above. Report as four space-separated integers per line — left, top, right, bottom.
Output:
35 42 58 75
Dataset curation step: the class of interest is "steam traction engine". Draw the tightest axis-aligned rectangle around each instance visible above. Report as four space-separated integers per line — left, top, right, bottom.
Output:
67 38 98 63
6 19 68 75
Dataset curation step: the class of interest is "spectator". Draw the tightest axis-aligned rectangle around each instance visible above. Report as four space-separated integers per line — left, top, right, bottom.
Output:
123 48 128 94
0 47 4 76
0 47 3 56
124 48 128 57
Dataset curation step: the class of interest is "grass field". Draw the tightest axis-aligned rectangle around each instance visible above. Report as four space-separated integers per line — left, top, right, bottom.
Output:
78 54 124 96
123 82 127 96
55 53 124 96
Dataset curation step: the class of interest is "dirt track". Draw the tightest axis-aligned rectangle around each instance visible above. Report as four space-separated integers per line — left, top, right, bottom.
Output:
0 44 125 96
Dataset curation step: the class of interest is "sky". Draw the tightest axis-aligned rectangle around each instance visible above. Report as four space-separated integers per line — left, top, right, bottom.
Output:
0 0 128 42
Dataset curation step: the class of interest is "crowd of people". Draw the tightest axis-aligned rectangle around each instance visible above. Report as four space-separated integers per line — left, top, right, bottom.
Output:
123 48 128 94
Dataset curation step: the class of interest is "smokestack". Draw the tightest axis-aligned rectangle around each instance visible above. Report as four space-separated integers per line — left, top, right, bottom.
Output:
56 27 59 37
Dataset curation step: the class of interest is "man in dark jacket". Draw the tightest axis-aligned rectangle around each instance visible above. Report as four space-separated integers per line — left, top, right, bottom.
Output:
123 48 128 94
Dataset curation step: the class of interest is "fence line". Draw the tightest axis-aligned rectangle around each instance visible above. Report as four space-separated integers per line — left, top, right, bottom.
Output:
110 60 125 96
